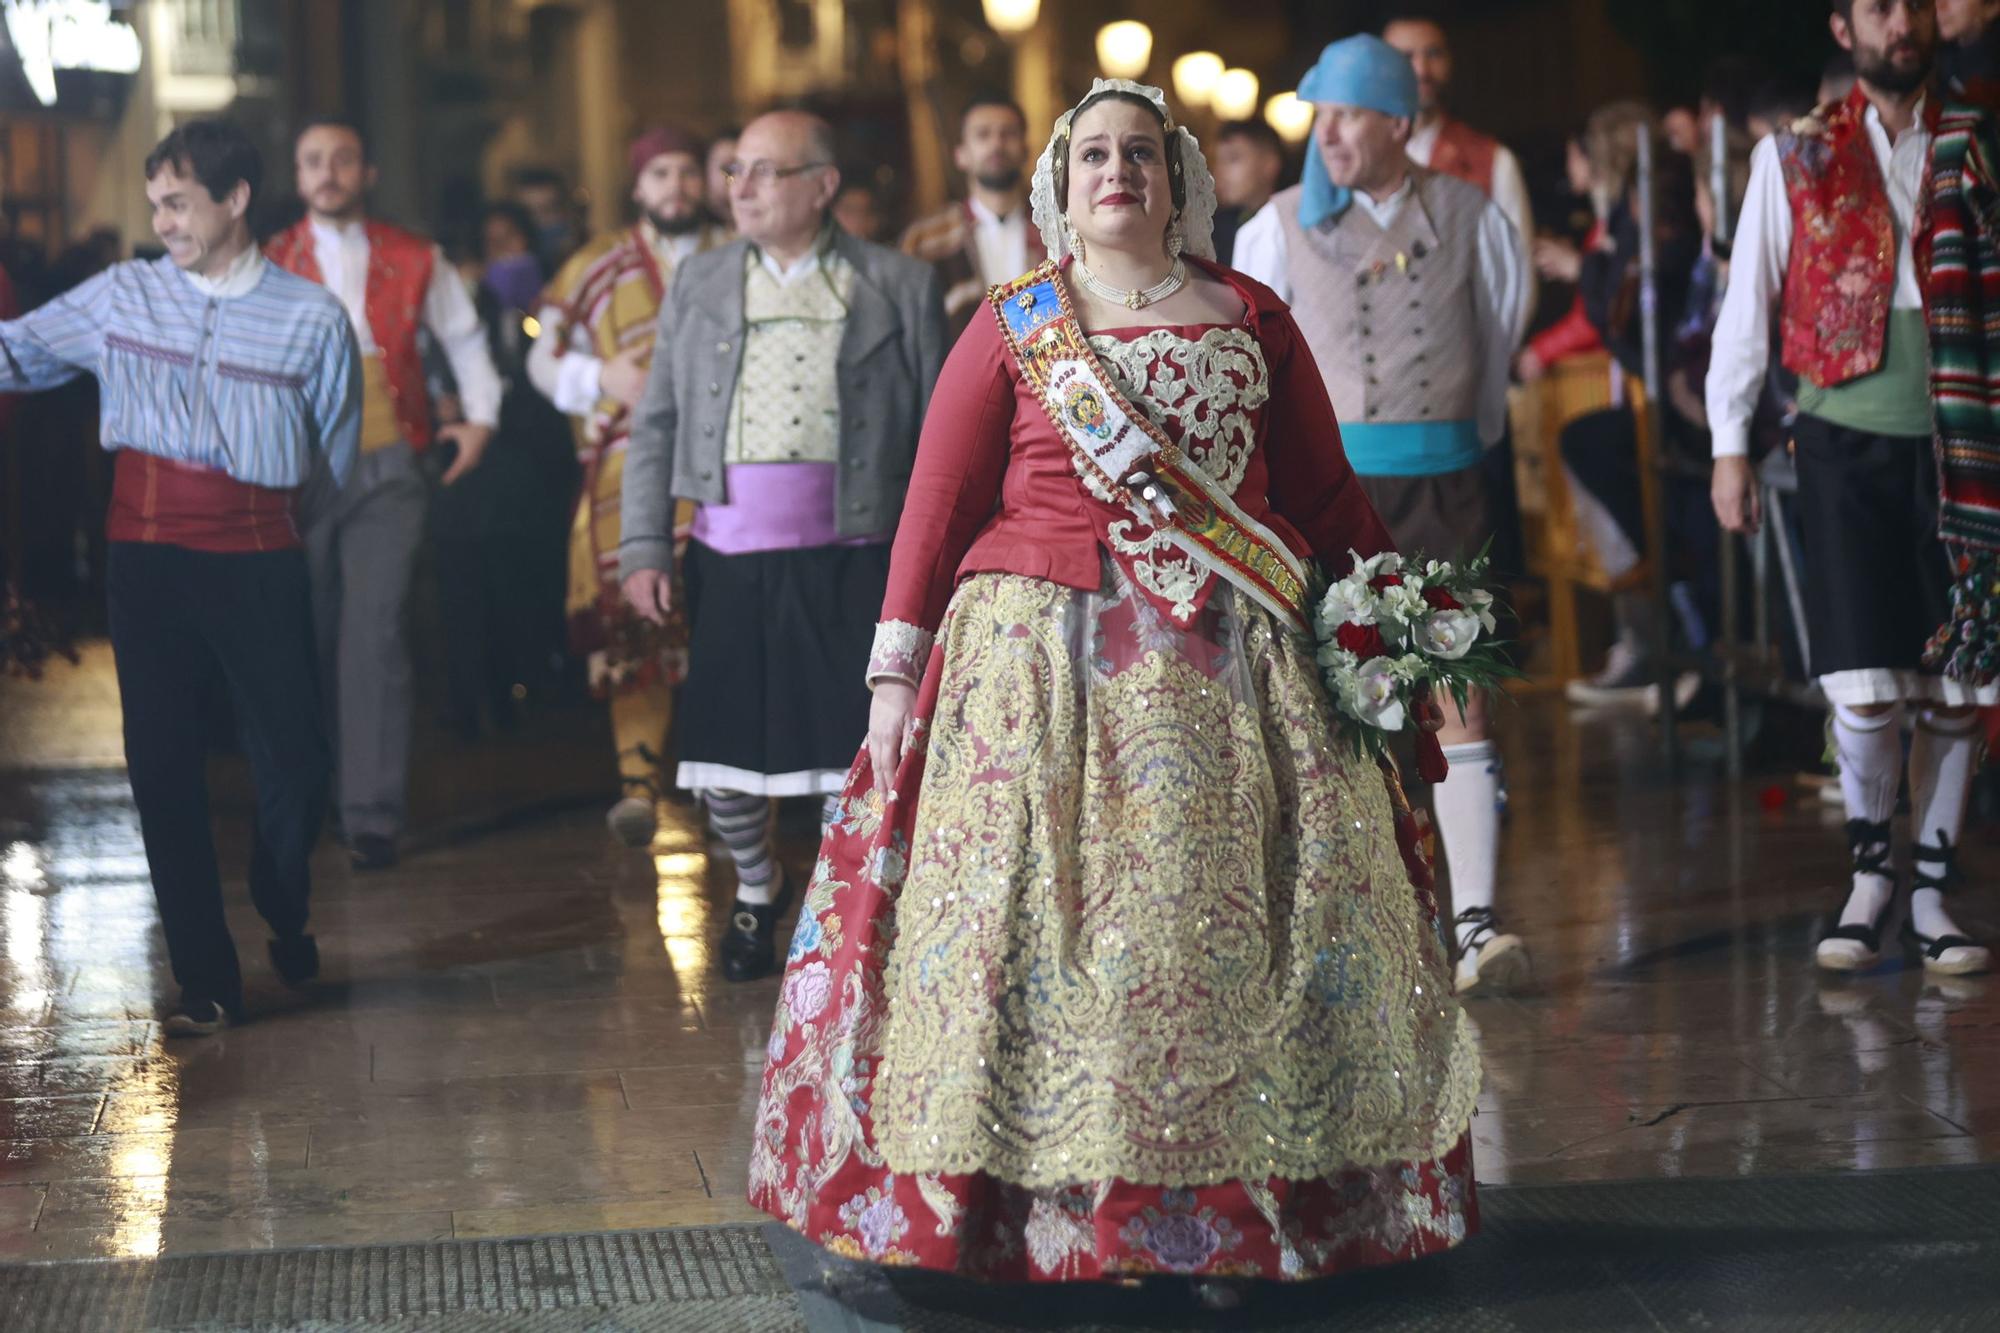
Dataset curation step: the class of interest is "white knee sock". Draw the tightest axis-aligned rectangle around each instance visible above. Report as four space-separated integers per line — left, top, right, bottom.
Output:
1908 710 1979 941
1831 703 1902 929
1435 741 1502 951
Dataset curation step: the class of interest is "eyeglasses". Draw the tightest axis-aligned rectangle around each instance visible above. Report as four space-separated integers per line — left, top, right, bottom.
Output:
722 160 832 187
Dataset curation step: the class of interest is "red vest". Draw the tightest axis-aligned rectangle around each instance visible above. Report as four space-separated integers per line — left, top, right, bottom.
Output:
266 218 437 449
1776 86 1941 389
1426 118 1498 196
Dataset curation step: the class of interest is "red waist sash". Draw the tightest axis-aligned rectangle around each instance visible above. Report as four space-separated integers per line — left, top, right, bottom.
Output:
105 451 302 553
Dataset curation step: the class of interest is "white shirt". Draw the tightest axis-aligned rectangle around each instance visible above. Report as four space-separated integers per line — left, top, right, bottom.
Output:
308 217 501 428
184 244 268 300
967 196 1031 287
1406 120 1535 256
1705 103 1930 458
1232 178 1532 446
526 227 707 416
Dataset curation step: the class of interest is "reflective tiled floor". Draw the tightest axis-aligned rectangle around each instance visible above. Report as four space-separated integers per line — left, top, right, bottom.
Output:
0 651 1994 1265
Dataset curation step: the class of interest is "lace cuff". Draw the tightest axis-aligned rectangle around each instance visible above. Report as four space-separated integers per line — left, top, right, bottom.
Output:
866 619 933 687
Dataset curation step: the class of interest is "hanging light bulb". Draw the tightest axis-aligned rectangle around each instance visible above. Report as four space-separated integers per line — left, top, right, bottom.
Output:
1095 21 1154 80
1212 67 1260 121
981 0 1039 36
1172 51 1224 109
1263 92 1314 144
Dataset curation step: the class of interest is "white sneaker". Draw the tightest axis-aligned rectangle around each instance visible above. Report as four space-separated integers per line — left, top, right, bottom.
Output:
606 794 657 848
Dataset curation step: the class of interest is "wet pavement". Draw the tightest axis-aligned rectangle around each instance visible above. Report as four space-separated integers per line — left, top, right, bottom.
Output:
0 648 1995 1270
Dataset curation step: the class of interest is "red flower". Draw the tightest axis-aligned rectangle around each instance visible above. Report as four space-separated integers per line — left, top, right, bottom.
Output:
1369 574 1403 591
1336 622 1389 659
1421 586 1462 611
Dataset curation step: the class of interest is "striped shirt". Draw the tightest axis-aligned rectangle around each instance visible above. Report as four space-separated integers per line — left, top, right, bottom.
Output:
0 254 362 489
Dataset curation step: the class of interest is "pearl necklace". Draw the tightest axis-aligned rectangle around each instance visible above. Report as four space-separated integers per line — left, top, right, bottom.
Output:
1073 256 1187 310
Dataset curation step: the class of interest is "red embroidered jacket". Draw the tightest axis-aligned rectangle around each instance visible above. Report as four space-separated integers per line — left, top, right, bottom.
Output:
267 218 437 449
1776 85 1942 389
874 257 1393 650
1427 118 1499 196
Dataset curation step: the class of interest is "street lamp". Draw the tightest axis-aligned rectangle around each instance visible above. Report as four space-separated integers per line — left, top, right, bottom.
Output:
1172 51 1224 109
1263 92 1314 144
981 0 1039 36
1096 21 1153 79
1212 67 1259 121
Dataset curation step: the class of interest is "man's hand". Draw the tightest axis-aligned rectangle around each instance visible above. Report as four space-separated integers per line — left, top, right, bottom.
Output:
622 569 672 625
1711 454 1762 535
600 345 651 408
867 681 918 797
1515 347 1547 382
436 422 493 486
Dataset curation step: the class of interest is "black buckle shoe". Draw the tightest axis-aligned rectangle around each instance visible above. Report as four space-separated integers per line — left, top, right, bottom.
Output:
269 934 320 988
719 870 795 984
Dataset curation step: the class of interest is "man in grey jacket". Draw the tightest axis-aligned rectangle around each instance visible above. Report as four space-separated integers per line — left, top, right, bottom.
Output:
622 109 946 982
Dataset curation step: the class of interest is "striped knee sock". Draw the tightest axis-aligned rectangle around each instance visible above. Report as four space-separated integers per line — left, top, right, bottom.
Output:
702 790 777 905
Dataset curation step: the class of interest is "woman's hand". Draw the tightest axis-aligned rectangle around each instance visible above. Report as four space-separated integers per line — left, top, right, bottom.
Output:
1532 236 1583 283
868 681 918 797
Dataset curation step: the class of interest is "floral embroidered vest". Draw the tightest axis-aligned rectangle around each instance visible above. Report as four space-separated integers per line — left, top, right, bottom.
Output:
267 218 437 448
1426 118 1497 196
1775 87 1939 389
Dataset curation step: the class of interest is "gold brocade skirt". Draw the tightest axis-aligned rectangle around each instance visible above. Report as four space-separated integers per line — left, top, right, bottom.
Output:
865 560 1481 1189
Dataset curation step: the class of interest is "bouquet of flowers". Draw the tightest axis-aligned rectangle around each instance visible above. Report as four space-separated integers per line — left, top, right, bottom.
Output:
1313 548 1513 773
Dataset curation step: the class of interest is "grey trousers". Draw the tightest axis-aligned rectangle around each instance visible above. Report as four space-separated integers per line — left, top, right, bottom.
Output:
302 442 428 840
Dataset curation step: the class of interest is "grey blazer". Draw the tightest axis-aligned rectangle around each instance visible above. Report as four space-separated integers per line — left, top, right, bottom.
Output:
618 229 947 578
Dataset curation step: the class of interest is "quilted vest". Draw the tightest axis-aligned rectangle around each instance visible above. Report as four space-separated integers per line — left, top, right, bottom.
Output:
1775 86 1940 389
267 218 436 449
1272 169 1488 429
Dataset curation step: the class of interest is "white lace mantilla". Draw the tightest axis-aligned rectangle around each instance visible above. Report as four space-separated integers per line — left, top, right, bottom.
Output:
867 620 934 688
1083 326 1269 620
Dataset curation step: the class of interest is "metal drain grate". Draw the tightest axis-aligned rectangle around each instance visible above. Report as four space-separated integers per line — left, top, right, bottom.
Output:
0 1226 801 1332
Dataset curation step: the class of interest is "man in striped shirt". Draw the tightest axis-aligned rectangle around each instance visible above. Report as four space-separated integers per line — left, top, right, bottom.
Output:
0 120 362 1035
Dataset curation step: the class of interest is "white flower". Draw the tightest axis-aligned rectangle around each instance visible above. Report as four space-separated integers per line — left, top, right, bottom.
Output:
1463 587 1498 634
1390 653 1429 683
1353 549 1404 580
1380 582 1429 625
1418 609 1482 661
1317 576 1378 630
1343 656 1407 732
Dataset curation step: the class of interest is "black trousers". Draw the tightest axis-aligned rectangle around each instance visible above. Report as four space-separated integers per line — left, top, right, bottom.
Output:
106 542 328 1013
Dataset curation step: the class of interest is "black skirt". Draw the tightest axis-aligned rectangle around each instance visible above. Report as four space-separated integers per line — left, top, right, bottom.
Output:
1792 414 1952 678
675 540 888 795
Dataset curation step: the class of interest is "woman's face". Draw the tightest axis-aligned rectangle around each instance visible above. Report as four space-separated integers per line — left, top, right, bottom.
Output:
1063 98 1174 260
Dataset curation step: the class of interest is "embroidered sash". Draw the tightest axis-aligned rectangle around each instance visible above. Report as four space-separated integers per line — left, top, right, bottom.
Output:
988 261 1313 634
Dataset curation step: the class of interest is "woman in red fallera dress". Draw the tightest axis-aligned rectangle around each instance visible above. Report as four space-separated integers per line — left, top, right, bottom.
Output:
747 80 1482 1292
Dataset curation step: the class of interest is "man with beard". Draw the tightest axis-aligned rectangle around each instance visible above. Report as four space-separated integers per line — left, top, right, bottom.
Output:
267 118 501 872
0 121 359 1031
899 95 1043 339
527 126 731 847
1381 5 1533 257
1709 0 1994 976
1234 35 1532 997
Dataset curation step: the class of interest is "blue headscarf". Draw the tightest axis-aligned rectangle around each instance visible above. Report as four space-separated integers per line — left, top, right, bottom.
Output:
1295 35 1419 230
